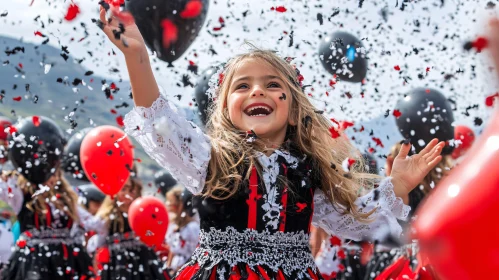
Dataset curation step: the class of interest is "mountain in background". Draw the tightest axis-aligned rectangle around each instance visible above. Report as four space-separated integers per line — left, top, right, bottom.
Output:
0 35 202 182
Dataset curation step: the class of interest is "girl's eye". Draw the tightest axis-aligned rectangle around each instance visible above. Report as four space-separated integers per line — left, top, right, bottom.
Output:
236 84 248 89
268 82 280 88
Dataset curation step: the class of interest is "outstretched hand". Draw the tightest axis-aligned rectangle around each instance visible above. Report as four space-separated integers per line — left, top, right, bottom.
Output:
390 139 445 199
98 6 146 55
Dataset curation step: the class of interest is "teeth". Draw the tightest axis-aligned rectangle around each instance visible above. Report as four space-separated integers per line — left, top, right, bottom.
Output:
247 106 271 114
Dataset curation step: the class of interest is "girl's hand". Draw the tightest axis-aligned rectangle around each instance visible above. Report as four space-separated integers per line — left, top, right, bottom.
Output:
390 139 445 199
98 6 146 55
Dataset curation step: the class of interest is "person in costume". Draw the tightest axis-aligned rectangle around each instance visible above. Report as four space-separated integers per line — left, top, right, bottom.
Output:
98 7 445 279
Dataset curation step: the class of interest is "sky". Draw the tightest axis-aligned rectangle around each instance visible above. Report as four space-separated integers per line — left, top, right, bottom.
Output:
1 0 499 174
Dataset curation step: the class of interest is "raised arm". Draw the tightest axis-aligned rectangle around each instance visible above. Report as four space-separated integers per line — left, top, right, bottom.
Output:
98 6 158 107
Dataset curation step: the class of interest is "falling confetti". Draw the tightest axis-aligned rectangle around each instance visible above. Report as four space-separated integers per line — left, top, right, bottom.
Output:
64 3 81 21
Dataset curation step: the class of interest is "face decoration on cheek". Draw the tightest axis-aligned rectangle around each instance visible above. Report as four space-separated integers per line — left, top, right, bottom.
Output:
226 58 293 145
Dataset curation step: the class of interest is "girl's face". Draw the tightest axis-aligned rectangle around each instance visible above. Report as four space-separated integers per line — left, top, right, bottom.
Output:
227 58 293 146
117 179 140 210
165 193 182 217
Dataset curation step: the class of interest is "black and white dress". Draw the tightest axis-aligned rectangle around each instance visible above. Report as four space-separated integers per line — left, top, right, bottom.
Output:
124 95 411 280
87 214 169 280
0 176 103 280
165 220 200 271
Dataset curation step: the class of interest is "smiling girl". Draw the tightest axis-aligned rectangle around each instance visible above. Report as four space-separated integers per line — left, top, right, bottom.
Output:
98 6 445 279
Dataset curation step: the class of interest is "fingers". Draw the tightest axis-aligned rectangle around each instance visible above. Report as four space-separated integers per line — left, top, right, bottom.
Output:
424 141 444 161
419 138 439 156
396 141 412 159
98 6 119 42
427 155 443 169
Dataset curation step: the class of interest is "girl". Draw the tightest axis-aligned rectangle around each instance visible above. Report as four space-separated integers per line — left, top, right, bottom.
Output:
89 175 168 280
0 168 100 280
165 186 200 275
98 7 445 279
363 141 454 279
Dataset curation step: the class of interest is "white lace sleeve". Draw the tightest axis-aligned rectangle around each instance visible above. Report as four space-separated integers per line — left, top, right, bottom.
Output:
0 175 24 214
124 94 211 195
312 177 411 242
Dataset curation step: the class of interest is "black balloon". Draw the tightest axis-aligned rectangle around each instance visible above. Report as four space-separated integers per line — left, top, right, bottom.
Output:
154 170 177 196
62 128 92 182
8 116 65 185
395 88 455 154
126 0 209 65
318 31 367 83
78 184 106 206
195 66 217 125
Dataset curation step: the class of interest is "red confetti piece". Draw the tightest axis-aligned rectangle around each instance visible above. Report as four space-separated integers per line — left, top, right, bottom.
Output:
368 147 375 154
295 202 307 212
394 65 401 71
218 73 224 86
426 67 430 73
330 236 342 246
116 115 124 127
110 109 117 114
485 93 499 107
425 89 431 93
32 116 41 127
340 121 354 130
393 109 402 118
34 31 44 37
110 82 117 90
8 126 17 135
180 0 203 19
189 60 196 66
12 96 22 102
325 91 329 97
16 240 27 249
219 17 225 24
372 137 384 148
347 158 356 168
64 3 81 21
18 63 23 69
329 79 336 87
338 264 345 272
272 6 287 12
473 37 488 52
329 127 340 139
161 19 178 48
337 249 346 259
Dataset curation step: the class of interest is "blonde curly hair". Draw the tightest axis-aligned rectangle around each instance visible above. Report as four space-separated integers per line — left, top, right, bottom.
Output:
203 46 377 220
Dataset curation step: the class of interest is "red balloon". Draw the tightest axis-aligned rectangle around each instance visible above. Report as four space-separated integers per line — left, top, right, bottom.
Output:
0 117 12 141
414 109 499 279
80 126 134 196
128 196 169 247
451 125 476 159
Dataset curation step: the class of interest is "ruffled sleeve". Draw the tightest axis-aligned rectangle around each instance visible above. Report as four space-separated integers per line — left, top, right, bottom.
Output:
0 175 24 214
312 177 411 242
124 95 211 195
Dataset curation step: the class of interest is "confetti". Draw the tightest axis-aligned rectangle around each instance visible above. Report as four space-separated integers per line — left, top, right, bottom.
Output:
180 0 203 19
64 3 81 21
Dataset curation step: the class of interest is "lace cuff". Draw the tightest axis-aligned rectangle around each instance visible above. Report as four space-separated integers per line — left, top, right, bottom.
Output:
124 94 211 195
312 177 411 242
